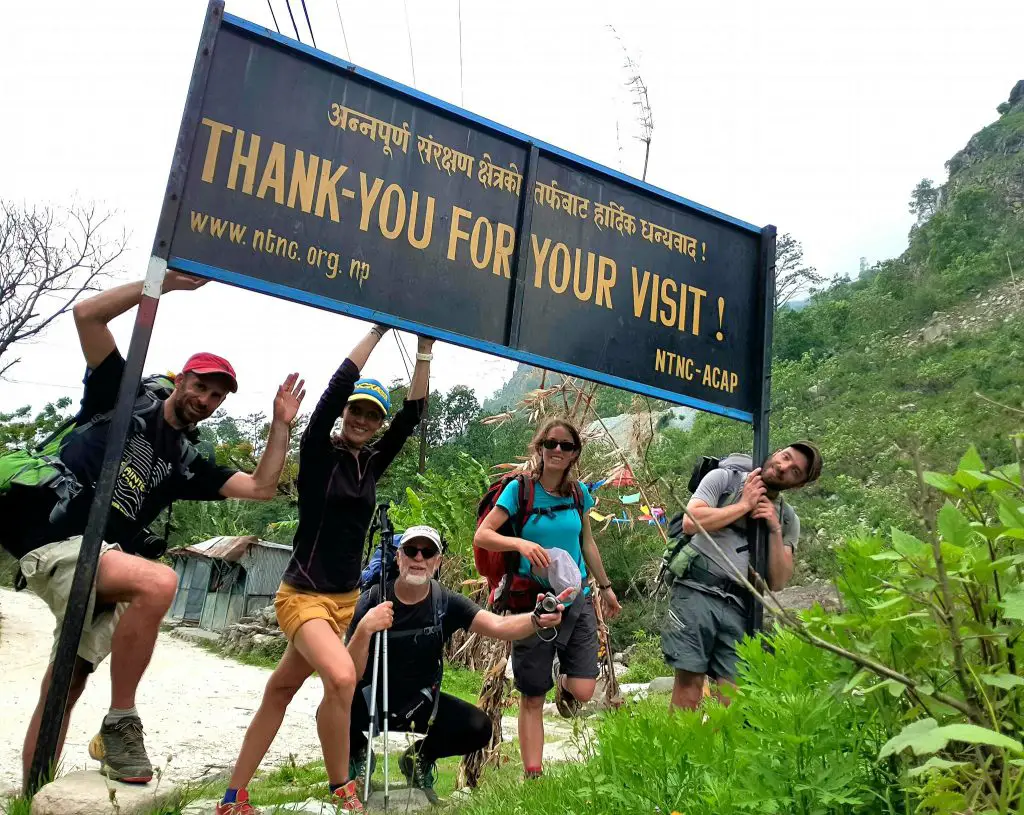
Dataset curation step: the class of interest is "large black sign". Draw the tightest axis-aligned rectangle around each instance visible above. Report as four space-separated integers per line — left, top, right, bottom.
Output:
168 12 770 421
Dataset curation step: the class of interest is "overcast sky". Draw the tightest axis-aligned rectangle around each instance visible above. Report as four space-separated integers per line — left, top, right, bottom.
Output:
2 0 1021 419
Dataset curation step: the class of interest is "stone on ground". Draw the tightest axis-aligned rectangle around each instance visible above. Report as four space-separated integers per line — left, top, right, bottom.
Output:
366 786 431 812
648 676 675 693
30 770 181 815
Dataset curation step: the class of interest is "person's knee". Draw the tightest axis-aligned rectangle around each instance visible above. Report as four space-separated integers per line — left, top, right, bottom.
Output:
519 694 545 713
467 709 493 750
565 678 596 703
146 564 178 608
265 674 304 706
321 664 357 703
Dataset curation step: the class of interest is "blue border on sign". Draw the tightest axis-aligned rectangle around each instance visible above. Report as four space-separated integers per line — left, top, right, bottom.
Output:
169 256 755 424
221 13 761 236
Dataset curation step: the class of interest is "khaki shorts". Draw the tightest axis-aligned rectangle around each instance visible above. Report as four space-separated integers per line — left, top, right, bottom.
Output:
19 537 126 670
274 582 360 640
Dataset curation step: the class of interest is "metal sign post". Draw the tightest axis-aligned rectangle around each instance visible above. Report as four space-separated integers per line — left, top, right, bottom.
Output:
747 226 777 635
28 0 225 793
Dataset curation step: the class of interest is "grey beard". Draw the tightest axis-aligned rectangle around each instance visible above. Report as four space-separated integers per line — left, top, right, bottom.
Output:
403 574 429 586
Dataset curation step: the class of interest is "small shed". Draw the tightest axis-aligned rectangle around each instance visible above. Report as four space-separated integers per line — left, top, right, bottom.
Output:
168 536 292 632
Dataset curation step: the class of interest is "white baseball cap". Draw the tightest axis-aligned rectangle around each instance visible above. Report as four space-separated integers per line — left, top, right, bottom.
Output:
401 525 442 551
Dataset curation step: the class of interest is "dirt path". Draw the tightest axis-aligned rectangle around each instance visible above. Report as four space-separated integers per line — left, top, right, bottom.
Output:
0 587 327 795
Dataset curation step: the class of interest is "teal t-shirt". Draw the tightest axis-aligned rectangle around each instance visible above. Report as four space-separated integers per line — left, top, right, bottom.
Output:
495 479 595 587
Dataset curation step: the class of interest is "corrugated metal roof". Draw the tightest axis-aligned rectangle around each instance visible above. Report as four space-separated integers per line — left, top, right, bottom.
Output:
171 536 292 562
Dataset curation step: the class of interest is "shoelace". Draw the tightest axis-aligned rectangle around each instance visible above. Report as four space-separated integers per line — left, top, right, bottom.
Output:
114 719 145 748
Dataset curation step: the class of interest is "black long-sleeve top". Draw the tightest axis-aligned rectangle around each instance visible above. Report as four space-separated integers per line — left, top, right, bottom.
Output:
282 358 424 593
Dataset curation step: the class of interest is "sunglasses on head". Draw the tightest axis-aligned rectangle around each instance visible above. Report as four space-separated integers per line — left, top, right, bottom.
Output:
541 439 578 452
401 543 439 559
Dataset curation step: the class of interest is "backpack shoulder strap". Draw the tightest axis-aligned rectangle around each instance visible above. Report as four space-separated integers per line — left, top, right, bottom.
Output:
570 481 585 521
430 579 449 626
513 473 535 534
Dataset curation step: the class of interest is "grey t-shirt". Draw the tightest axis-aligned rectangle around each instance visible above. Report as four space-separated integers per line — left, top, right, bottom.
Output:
685 468 800 588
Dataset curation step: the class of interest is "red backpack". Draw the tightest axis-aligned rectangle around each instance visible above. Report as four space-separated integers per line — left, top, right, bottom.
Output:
474 473 585 612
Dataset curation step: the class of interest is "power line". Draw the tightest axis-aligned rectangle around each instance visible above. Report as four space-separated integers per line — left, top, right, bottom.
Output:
457 0 465 107
402 0 417 87
300 0 317 48
266 0 281 33
333 0 352 61
283 0 302 42
393 332 413 384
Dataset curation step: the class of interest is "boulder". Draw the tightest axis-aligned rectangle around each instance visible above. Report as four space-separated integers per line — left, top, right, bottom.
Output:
648 676 675 694
772 581 842 614
31 771 181 815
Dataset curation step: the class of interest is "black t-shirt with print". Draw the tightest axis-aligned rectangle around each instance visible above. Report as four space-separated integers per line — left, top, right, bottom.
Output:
0 351 236 558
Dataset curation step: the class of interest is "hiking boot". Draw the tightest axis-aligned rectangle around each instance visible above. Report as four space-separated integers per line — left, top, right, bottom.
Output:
552 661 580 718
88 715 153 783
330 780 363 812
215 790 261 815
349 748 376 800
399 744 439 804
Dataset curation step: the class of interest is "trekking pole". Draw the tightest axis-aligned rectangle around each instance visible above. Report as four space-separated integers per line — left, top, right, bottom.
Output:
363 504 389 801
364 630 382 797
378 505 394 814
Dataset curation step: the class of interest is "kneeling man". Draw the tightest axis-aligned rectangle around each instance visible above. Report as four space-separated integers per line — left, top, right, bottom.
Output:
346 525 565 803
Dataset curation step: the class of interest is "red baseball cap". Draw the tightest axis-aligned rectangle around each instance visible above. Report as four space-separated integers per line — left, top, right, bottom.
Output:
181 352 238 392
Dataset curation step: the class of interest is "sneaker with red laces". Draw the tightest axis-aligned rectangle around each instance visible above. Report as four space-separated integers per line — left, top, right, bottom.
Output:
331 780 364 812
214 789 260 815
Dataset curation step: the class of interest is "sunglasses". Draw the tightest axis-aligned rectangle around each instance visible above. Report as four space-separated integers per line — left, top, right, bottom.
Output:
401 543 439 559
541 439 579 452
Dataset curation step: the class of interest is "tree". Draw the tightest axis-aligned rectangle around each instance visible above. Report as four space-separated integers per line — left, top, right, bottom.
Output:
0 200 127 378
0 397 75 452
775 232 825 310
439 385 480 441
908 178 940 224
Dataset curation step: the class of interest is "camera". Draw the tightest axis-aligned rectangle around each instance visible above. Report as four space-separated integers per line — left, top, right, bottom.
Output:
534 592 560 616
130 527 169 560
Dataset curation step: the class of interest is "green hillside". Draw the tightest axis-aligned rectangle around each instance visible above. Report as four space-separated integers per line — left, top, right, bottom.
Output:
650 80 1024 579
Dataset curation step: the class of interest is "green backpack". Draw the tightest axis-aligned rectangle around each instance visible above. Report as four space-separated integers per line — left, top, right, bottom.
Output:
0 374 200 523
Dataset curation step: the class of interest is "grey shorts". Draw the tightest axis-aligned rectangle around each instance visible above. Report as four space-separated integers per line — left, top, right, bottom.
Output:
661 581 746 681
19 537 126 670
512 594 599 697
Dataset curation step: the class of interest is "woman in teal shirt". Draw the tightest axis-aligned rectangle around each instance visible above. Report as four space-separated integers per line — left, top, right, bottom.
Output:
475 417 621 779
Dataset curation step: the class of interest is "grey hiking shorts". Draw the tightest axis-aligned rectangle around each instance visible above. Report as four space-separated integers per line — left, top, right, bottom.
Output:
512 594 599 697
19 536 126 670
661 581 746 681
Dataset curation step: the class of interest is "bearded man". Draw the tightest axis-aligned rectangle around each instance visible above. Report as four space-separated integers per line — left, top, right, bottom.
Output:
660 443 823 710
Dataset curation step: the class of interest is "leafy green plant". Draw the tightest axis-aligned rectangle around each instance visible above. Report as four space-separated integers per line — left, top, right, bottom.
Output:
619 629 672 684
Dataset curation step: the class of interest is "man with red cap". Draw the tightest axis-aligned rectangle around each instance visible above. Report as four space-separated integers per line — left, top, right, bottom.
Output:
0 271 306 792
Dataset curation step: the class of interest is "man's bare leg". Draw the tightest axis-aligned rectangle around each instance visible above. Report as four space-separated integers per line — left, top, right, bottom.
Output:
22 657 91 793
95 551 178 709
670 669 706 711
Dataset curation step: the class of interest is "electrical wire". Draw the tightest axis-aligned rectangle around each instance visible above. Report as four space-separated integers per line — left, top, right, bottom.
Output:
402 0 417 87
300 0 317 48
393 332 414 384
283 0 302 42
333 0 352 61
265 0 281 33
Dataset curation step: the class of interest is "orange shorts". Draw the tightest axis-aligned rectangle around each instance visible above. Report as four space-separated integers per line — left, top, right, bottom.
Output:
274 582 360 640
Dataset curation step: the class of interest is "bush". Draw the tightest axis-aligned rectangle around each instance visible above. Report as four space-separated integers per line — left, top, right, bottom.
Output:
619 629 672 684
459 632 897 815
